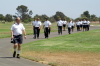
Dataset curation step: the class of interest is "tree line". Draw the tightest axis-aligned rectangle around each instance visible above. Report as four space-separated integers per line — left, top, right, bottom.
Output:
0 5 100 23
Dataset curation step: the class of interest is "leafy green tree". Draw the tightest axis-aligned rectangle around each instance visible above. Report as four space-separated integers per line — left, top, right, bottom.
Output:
80 11 90 20
13 15 17 20
5 14 13 22
16 5 33 22
34 14 49 22
98 17 100 23
34 14 41 19
90 14 98 21
0 14 4 21
53 11 66 21
49 16 56 23
83 11 90 18
29 10 33 17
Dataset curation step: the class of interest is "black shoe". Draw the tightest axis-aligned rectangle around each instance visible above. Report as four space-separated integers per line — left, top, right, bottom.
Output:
13 51 16 58
34 37 36 39
17 54 20 59
45 37 46 38
37 37 39 39
46 37 48 39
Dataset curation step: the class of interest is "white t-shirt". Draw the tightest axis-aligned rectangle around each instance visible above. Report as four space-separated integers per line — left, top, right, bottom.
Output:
44 21 51 27
72 22 75 26
80 21 83 25
57 20 63 26
76 21 80 25
11 23 25 35
32 21 36 26
67 22 72 27
87 21 90 25
63 21 67 24
34 21 42 27
82 21 87 25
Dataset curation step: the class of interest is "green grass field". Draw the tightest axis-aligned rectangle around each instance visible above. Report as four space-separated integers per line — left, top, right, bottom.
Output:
0 22 57 39
22 29 100 53
21 29 100 66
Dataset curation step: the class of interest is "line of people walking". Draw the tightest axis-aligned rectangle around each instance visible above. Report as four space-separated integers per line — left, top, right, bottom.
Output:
32 18 51 39
76 19 90 32
32 18 90 39
57 18 90 34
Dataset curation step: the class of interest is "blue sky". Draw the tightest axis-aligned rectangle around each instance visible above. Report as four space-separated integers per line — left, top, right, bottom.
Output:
0 0 100 19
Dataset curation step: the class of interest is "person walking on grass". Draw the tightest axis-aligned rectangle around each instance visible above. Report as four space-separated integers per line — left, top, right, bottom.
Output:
32 18 37 38
11 17 27 58
34 18 42 39
67 20 72 34
57 18 63 35
43 18 51 38
62 19 67 31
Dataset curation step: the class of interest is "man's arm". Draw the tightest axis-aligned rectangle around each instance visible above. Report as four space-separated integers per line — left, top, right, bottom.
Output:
23 30 27 39
11 30 14 39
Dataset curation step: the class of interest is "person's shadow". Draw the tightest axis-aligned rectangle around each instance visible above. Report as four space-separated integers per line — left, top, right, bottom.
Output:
0 57 14 58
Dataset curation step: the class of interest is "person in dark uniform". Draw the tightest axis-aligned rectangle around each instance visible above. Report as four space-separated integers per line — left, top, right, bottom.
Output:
32 18 37 38
82 19 87 32
62 19 67 31
43 18 51 38
76 20 80 31
34 18 42 39
79 20 83 31
11 17 27 58
67 20 72 34
57 18 63 35
86 19 90 31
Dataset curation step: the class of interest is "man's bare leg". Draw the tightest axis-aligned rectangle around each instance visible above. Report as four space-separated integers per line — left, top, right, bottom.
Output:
13 44 17 57
17 44 21 58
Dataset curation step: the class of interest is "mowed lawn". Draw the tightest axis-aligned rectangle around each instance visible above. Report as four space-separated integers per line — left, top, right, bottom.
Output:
21 29 100 66
0 22 57 39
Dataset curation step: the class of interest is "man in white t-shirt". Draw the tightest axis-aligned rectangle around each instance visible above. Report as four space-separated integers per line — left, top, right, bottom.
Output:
11 17 27 58
76 20 80 31
67 20 72 34
34 18 42 39
86 19 90 31
43 18 51 38
48 20 52 35
71 21 75 32
79 20 83 31
82 19 87 31
62 19 67 31
32 18 37 38
57 18 63 35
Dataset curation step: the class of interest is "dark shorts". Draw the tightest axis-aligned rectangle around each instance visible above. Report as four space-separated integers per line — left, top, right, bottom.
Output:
80 25 83 28
83 25 86 29
63 24 66 27
13 35 23 44
72 26 74 29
